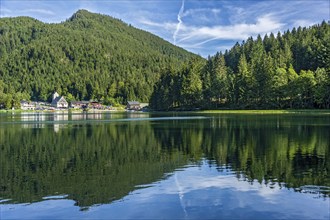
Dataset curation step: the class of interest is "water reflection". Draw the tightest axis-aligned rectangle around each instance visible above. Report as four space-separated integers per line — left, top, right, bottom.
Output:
0 113 329 219
1 160 329 219
20 112 46 129
16 112 124 124
16 112 134 131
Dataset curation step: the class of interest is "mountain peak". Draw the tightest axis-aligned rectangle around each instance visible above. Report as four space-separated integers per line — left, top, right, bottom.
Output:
69 9 91 21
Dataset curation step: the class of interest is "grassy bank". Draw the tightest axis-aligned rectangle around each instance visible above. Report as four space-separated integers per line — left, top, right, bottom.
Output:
197 109 330 115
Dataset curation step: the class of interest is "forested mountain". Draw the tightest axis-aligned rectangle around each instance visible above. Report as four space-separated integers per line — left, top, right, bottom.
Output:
0 10 198 108
150 21 330 110
1 10 329 110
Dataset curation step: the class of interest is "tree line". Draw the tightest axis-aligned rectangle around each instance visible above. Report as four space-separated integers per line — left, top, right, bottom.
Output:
150 21 330 110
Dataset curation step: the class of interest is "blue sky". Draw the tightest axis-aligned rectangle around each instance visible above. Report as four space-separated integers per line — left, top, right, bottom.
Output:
1 0 329 57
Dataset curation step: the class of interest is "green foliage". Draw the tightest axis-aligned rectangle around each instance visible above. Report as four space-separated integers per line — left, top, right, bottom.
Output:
180 59 204 108
313 68 330 108
150 59 205 110
0 10 197 107
151 21 330 110
0 80 29 109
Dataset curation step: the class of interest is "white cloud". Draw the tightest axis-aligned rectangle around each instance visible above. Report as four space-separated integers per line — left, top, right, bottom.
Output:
21 9 55 16
130 165 276 203
141 0 328 56
0 8 55 18
292 19 317 28
138 8 285 57
182 8 221 18
169 14 284 47
139 7 285 48
139 18 176 30
0 8 12 14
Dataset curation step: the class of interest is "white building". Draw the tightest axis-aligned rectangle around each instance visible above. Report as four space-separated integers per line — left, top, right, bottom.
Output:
20 101 36 110
51 92 68 108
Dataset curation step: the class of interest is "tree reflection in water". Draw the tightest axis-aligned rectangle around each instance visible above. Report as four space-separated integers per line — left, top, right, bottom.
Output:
0 113 329 208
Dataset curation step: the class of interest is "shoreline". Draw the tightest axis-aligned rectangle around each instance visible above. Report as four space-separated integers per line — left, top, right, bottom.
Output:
0 108 126 114
1 109 330 115
196 109 330 115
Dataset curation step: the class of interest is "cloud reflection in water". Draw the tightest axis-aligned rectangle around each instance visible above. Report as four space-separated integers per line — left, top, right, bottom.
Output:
2 159 328 219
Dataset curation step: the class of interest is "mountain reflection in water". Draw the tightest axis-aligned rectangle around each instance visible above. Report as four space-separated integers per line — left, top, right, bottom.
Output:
0 112 329 219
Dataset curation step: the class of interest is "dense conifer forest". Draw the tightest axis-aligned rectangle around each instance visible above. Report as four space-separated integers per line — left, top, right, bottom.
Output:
0 9 329 110
151 21 330 110
0 10 198 108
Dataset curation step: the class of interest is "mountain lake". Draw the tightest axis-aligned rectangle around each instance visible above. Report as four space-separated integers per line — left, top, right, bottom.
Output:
0 111 329 219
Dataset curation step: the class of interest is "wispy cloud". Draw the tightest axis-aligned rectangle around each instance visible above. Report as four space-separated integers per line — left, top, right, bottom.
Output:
21 9 55 15
0 8 55 17
144 13 284 49
139 18 176 30
173 0 185 45
292 19 318 29
183 8 221 17
139 0 329 57
138 1 291 56
0 8 12 14
1 1 70 22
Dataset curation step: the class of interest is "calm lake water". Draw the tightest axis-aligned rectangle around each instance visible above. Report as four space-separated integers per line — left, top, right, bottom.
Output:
0 112 329 219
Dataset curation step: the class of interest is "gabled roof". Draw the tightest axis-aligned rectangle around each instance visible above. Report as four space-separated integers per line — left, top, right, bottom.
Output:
51 96 67 105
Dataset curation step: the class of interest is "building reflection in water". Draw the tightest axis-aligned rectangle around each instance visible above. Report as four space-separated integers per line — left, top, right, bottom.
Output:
21 112 46 129
21 112 69 132
52 113 68 132
20 112 150 131
20 112 114 131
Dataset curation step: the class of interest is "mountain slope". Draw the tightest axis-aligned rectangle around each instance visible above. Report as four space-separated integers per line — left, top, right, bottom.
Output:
0 10 199 105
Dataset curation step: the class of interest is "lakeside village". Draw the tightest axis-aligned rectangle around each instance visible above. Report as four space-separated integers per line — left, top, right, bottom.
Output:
19 92 148 112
